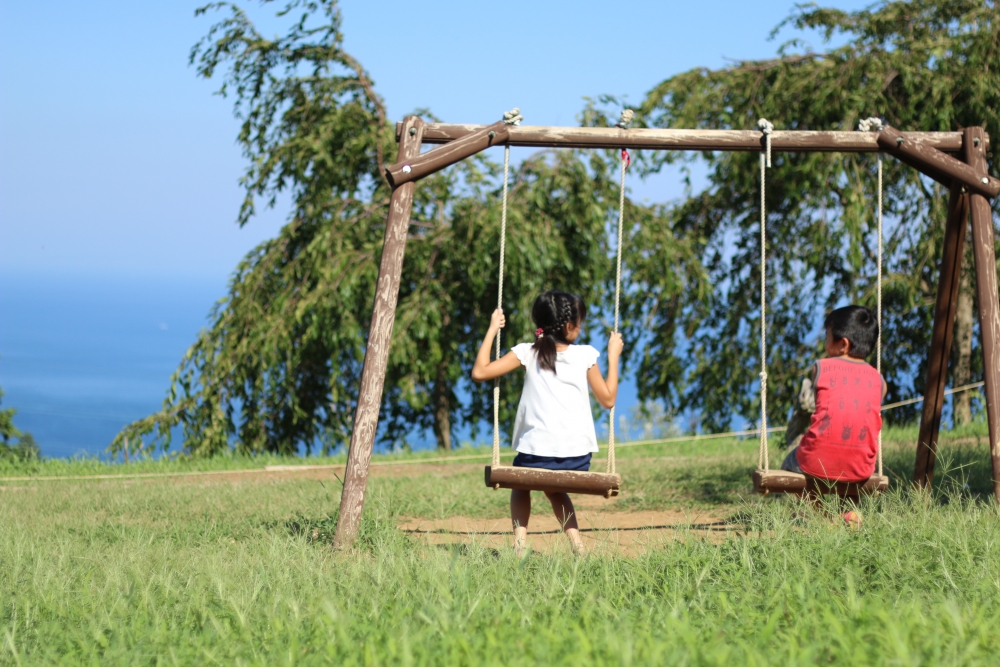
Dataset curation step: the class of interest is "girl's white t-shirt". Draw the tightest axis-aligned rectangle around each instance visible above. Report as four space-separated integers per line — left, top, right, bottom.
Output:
510 342 600 457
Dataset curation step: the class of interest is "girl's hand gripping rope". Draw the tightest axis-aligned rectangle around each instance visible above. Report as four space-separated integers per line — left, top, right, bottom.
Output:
471 309 518 383
488 308 506 334
607 331 624 360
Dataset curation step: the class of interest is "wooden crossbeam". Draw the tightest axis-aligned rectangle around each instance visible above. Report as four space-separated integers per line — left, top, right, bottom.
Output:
395 122 976 153
878 126 1000 199
385 121 509 187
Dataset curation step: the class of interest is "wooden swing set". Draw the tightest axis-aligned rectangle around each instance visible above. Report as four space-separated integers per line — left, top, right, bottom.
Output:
331 111 1000 548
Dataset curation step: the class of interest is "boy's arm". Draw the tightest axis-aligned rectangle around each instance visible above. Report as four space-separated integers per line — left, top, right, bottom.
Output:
784 362 818 449
800 363 819 414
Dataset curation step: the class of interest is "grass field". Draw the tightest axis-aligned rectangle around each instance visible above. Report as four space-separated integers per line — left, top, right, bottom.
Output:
1 422 998 665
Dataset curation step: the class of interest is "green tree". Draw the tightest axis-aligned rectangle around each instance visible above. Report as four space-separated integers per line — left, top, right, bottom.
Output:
0 387 20 446
619 0 1000 432
113 1 677 456
0 386 40 462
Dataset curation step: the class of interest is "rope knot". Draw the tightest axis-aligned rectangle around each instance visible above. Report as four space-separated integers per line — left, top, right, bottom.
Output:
502 108 523 126
758 119 774 168
616 109 634 129
759 370 768 382
858 117 884 132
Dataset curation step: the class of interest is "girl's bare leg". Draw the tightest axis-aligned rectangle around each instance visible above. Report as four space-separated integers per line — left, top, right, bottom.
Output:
510 489 531 556
546 492 585 554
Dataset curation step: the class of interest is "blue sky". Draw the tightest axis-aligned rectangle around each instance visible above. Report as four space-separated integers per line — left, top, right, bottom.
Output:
0 0 870 281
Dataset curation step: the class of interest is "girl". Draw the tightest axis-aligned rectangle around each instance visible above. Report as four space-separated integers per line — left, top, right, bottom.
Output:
471 290 624 555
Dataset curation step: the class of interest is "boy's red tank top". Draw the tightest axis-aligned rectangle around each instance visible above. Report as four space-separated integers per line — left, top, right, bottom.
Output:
796 358 883 482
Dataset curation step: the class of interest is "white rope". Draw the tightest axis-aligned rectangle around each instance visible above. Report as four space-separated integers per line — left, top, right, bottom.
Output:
503 108 523 126
858 117 883 133
859 117 884 476
758 118 773 168
491 109 519 470
491 143 509 469
607 110 632 475
876 155 883 476
757 119 773 470
616 109 634 129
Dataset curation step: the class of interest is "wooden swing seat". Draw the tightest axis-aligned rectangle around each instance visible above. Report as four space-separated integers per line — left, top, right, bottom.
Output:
752 469 888 496
484 466 621 497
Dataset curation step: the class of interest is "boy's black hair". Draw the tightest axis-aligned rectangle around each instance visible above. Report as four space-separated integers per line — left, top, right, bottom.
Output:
824 305 878 359
531 290 587 374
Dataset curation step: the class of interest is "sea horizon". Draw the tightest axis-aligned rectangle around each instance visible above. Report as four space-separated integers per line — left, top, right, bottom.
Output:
0 269 650 460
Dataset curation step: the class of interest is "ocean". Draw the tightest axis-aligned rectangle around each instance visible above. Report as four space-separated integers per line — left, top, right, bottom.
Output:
0 272 226 459
0 272 644 459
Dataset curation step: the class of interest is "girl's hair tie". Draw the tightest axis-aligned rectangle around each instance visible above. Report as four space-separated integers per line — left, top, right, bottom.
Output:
535 327 545 338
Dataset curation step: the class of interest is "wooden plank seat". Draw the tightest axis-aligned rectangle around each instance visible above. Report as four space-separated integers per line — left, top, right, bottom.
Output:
753 469 889 496
484 466 621 497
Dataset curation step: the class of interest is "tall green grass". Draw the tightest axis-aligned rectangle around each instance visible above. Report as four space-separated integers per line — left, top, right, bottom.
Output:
1 424 997 665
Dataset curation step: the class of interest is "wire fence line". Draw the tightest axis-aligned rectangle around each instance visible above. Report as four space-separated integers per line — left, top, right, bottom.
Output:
0 381 986 483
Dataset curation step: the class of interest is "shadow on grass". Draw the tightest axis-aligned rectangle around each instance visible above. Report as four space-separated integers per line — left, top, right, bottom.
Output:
400 520 741 537
278 513 339 543
267 509 411 551
431 543 502 558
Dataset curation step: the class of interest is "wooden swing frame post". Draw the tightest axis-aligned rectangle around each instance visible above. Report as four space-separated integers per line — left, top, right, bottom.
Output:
963 127 1000 501
913 183 969 488
332 116 424 549
333 120 1000 548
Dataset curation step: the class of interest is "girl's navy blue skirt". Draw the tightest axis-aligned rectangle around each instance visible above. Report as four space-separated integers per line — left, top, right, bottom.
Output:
512 452 592 472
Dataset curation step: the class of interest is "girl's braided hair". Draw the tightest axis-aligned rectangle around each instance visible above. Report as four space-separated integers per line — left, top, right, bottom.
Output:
531 290 587 374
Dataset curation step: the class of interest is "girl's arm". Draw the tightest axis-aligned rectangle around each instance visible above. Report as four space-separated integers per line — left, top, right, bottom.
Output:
587 332 624 409
471 309 522 382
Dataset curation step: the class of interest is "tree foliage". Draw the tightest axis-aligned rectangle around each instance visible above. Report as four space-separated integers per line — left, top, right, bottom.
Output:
0 386 40 462
115 0 1000 457
621 0 1000 431
114 1 681 455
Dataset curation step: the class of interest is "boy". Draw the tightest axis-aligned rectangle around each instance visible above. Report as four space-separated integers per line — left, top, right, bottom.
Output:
781 306 886 485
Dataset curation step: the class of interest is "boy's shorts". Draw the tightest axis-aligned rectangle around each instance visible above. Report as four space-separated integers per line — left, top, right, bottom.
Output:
780 447 804 474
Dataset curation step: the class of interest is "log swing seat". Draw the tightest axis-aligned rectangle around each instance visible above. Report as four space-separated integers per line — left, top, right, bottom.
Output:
482 109 631 499
751 118 889 498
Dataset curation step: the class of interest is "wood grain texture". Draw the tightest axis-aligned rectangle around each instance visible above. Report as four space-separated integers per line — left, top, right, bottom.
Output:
878 126 1000 199
963 127 1000 504
384 120 508 186
484 466 621 497
333 116 425 549
396 122 975 153
752 469 889 496
914 184 969 488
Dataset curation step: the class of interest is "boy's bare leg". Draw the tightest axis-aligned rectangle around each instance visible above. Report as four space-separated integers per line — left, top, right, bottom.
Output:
804 487 863 528
510 489 531 556
546 492 585 554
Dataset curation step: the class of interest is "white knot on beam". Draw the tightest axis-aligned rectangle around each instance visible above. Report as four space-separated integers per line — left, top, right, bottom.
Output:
758 118 774 167
503 108 523 126
617 109 635 129
859 117 885 132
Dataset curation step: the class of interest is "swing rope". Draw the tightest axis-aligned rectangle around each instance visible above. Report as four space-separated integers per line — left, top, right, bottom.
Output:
755 118 885 479
859 116 885 477
492 108 521 470
757 118 773 471
607 110 633 475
